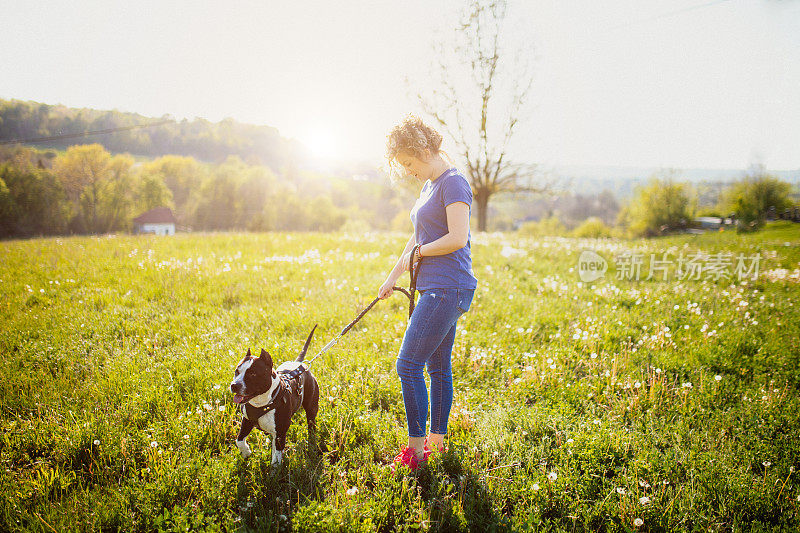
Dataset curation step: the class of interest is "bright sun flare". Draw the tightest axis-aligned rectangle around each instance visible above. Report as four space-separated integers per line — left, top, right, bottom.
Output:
305 127 336 158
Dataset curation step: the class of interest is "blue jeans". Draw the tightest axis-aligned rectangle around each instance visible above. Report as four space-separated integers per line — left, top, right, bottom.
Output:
395 288 475 438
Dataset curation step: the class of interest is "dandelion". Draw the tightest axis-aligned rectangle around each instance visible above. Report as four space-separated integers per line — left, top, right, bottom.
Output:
150 441 158 448
532 483 540 491
547 471 557 481
634 518 644 527
218 405 225 412
763 461 771 467
203 403 212 411
590 352 598 359
673 304 679 310
346 486 359 496
183 434 190 440
567 438 574 444
715 375 722 381
593 419 601 425
93 439 100 446
213 384 221 390
634 381 641 389
616 487 626 495
639 496 651 505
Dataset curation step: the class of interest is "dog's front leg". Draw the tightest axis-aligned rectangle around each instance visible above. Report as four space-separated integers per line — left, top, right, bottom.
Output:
271 430 286 465
236 417 255 458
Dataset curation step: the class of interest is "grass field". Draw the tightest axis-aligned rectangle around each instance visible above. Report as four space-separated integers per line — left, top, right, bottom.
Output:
1 222 799 532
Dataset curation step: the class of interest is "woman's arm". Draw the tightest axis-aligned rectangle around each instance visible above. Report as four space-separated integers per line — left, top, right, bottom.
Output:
391 233 417 278
378 233 416 299
417 202 470 257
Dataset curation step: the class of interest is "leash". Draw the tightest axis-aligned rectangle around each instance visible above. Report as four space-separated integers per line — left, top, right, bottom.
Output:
306 244 422 365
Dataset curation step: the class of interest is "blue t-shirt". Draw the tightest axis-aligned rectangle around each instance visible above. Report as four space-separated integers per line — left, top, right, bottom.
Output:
410 168 479 290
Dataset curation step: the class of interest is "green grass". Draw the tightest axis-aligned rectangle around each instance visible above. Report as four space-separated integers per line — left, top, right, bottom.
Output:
1 221 799 532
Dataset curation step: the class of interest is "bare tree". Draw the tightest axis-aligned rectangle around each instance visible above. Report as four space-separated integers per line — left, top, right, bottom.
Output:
416 0 550 231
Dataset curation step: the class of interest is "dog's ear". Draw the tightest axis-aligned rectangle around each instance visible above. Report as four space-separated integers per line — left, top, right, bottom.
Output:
259 348 273 367
246 347 252 358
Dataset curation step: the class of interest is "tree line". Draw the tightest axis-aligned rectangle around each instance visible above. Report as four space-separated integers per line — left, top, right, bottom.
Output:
0 144 411 238
0 98 303 168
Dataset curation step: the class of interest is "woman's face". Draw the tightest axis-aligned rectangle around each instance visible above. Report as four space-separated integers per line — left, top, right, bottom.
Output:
395 150 432 182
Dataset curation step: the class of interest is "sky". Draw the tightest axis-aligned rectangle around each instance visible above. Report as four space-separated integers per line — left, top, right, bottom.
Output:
2 0 799 171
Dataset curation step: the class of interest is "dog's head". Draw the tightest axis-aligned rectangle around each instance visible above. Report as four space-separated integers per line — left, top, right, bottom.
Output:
230 348 275 404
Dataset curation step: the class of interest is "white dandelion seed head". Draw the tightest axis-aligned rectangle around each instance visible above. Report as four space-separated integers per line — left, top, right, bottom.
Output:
634 518 644 527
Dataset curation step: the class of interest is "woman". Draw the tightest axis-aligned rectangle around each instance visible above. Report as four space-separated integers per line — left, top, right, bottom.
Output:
378 115 478 470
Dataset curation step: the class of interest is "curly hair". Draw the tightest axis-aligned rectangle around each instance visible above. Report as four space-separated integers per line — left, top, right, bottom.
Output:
385 115 443 162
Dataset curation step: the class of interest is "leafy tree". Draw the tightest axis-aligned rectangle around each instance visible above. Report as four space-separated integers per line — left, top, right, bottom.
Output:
720 167 793 233
0 163 69 237
98 154 136 232
139 155 205 222
52 144 112 233
618 174 695 237
135 173 173 215
191 156 246 230
237 165 278 229
306 196 346 231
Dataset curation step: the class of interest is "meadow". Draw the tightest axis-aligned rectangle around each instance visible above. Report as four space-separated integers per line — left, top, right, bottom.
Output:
1 222 799 532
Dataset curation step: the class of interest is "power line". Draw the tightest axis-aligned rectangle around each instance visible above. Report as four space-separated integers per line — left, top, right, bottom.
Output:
603 0 735 32
0 119 173 146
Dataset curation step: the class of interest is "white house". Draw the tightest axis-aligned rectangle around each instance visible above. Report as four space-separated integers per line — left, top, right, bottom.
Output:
132 207 177 235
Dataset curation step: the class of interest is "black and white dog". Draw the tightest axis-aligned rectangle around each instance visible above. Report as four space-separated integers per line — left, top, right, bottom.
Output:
230 325 320 465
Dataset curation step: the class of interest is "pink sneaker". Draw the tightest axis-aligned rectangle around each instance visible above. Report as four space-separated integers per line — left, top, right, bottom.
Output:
392 446 430 472
424 437 446 454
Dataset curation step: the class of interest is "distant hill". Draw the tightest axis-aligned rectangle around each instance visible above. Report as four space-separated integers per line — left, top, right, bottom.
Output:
0 98 305 169
550 164 800 199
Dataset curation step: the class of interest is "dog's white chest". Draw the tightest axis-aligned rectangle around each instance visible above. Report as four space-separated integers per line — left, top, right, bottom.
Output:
256 410 276 434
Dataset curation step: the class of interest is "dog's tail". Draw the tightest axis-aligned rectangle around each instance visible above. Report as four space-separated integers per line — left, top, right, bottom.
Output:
297 324 317 362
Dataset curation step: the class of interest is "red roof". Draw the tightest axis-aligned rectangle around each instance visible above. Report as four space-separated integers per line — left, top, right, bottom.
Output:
133 207 177 224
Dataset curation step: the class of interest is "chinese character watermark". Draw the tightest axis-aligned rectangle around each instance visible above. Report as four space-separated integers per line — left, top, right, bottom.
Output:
576 250 761 282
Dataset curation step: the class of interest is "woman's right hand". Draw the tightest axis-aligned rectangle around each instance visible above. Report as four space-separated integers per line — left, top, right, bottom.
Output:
378 278 396 300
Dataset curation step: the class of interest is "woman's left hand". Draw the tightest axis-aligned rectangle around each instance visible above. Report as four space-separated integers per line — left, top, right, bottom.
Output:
401 250 418 272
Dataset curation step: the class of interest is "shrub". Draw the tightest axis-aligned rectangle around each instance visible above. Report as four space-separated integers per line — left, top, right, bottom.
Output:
517 215 566 237
720 168 793 233
618 174 695 237
571 217 612 238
